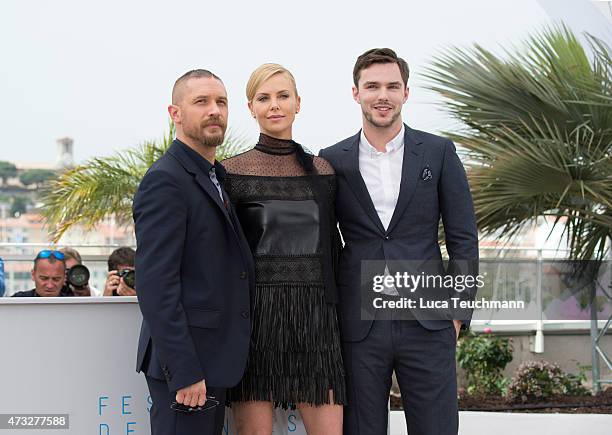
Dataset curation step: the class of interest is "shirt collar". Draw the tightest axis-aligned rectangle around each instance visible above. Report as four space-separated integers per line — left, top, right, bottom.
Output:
177 139 226 181
359 124 405 156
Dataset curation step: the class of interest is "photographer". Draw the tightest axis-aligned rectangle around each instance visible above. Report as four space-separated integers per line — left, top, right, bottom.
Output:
104 247 136 296
60 247 100 297
12 250 68 297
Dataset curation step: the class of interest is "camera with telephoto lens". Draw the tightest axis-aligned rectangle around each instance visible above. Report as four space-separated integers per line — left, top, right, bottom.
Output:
66 264 90 289
118 268 135 289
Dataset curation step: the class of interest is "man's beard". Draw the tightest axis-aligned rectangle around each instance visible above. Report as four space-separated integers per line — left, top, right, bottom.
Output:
186 117 226 148
363 107 401 129
200 131 225 148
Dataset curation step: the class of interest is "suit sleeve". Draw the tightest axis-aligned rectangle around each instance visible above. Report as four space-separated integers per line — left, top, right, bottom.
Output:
438 140 479 329
133 169 204 392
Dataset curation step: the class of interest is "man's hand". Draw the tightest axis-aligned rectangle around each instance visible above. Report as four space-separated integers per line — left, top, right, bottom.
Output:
453 320 462 340
104 271 120 296
116 278 137 296
175 379 207 407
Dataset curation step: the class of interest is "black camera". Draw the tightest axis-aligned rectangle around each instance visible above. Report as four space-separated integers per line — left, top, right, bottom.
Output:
118 268 135 289
67 264 90 289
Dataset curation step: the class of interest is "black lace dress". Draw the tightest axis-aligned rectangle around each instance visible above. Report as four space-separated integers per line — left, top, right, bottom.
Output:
223 133 346 408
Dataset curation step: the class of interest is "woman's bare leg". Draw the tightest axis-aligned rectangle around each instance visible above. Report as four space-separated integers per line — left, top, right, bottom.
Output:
233 401 274 435
297 390 342 435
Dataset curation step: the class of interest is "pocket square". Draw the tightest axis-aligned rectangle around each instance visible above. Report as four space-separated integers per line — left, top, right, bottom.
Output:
421 166 432 181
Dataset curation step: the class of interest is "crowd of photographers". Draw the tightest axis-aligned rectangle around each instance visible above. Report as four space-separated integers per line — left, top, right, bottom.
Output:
7 247 136 298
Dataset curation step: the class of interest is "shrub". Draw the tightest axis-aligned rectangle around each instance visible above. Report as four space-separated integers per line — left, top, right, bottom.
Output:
456 330 513 396
507 361 590 403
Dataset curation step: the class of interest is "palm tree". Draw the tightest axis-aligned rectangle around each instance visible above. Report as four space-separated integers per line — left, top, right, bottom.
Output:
424 24 612 393
40 123 252 242
423 25 611 262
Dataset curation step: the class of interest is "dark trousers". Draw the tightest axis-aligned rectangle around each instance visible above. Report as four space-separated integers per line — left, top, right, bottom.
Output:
342 319 458 435
145 376 227 435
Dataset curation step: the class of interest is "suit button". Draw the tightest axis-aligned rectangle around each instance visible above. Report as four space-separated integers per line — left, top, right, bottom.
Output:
384 235 391 240
162 366 172 381
240 272 247 279
241 311 249 319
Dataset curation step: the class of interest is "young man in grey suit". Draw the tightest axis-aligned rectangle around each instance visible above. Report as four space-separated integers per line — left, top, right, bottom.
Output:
320 48 479 435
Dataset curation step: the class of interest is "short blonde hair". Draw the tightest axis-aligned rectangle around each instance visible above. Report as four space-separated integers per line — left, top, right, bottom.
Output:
60 247 82 264
246 63 298 102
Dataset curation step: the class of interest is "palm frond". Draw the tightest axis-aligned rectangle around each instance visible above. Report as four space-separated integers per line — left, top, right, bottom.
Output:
424 24 612 261
40 122 253 242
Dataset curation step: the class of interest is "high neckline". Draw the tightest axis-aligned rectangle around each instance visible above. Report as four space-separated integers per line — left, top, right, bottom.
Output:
255 133 298 155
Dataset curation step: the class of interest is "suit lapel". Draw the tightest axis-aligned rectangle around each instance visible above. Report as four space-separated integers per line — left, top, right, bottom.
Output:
167 142 234 229
341 132 385 235
386 126 424 234
194 173 230 216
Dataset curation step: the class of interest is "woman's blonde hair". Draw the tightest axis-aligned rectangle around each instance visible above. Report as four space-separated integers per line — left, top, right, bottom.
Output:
246 63 298 102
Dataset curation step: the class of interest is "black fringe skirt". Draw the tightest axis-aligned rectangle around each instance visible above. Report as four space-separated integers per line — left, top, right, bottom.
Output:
228 281 346 409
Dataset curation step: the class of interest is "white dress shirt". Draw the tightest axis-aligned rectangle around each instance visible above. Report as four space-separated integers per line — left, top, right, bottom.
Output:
359 125 405 230
359 126 405 296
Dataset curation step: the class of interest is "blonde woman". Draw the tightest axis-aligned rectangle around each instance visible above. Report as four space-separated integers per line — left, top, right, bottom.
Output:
222 64 345 435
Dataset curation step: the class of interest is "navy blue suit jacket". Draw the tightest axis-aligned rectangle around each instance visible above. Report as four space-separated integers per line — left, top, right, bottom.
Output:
133 141 254 392
320 125 478 342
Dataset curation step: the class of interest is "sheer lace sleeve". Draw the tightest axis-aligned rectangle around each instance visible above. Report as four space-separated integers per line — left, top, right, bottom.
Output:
222 134 340 177
221 150 260 175
313 156 335 175
222 147 313 176
223 150 336 177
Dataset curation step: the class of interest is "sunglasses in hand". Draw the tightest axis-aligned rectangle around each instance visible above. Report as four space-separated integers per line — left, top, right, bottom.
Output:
170 395 220 413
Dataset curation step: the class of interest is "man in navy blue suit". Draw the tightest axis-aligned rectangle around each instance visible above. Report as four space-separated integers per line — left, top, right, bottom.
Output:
133 69 254 435
320 49 479 435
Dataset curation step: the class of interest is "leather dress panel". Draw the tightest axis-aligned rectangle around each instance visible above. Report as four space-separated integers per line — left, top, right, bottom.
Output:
235 199 320 255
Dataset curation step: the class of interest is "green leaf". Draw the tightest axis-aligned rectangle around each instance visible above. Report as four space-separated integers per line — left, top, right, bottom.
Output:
424 24 612 261
39 122 253 242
